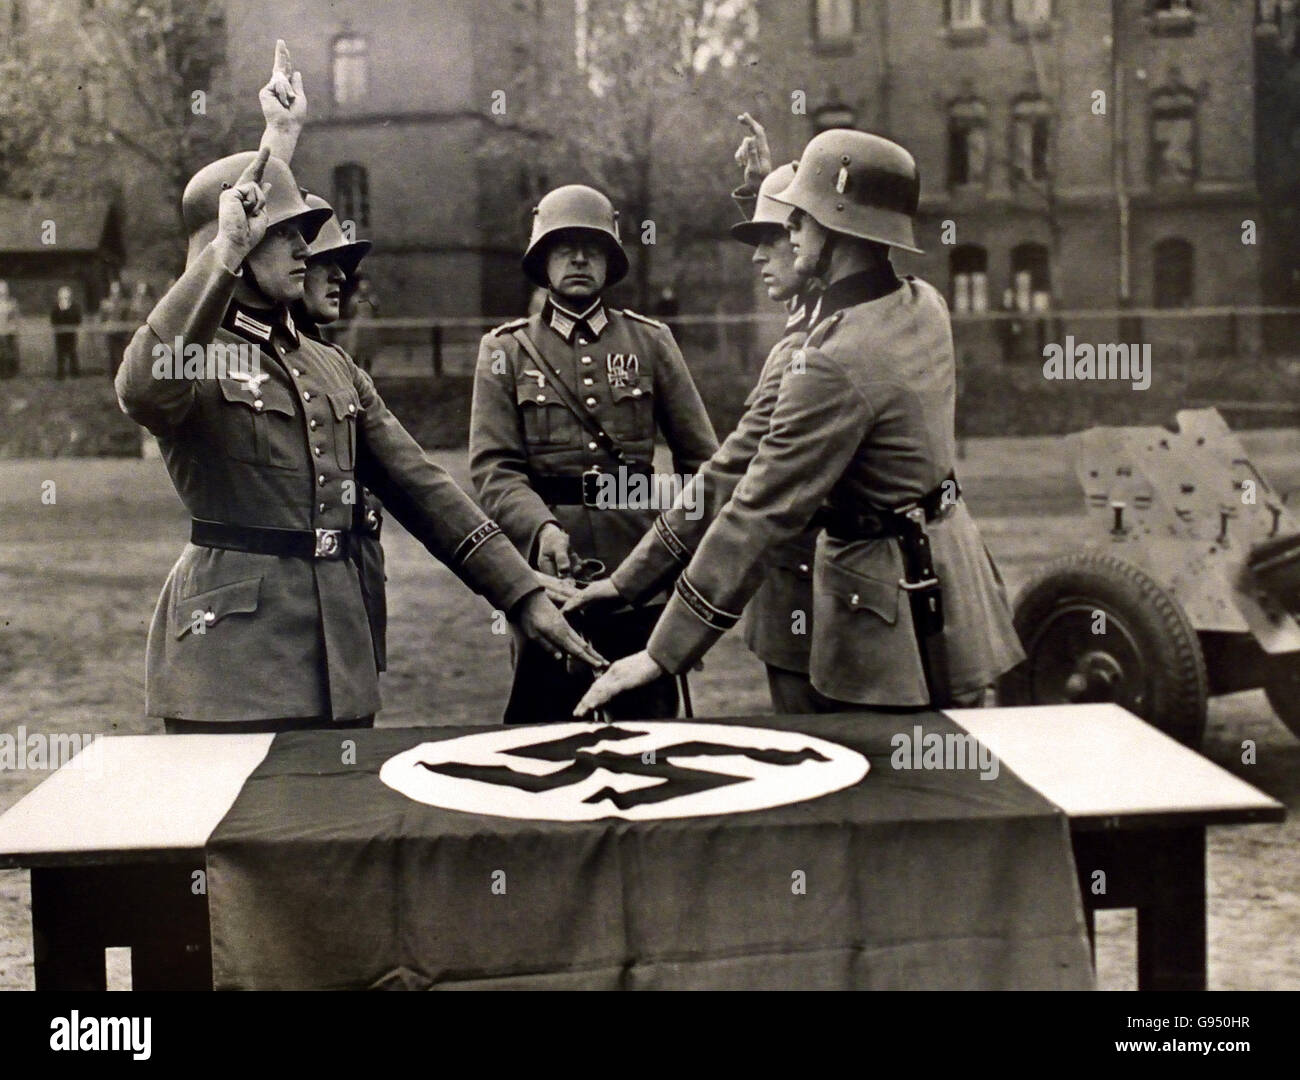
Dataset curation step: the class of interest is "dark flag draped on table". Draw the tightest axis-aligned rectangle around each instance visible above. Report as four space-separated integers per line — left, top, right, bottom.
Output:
205 713 1093 990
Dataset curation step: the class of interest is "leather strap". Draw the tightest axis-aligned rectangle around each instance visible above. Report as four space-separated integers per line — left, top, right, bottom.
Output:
191 519 354 560
511 328 646 470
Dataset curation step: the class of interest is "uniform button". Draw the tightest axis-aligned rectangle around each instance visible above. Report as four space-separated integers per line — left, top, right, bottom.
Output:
318 474 327 486
588 441 598 450
314 446 322 456
585 397 597 407
581 356 593 365
348 403 356 414
292 367 301 377
632 388 642 398
253 399 264 411
309 419 318 430
798 563 810 574
583 377 594 385
318 502 327 513
849 593 860 607
303 391 312 401
537 394 547 403
203 610 216 624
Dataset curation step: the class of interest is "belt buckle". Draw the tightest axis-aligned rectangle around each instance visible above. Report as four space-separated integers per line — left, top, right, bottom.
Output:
314 528 344 559
581 467 603 509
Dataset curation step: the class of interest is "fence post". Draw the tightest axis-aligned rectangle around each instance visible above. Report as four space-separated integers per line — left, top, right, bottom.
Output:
431 323 443 378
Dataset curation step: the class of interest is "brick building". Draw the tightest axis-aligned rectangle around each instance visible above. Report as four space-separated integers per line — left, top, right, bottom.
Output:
754 0 1266 322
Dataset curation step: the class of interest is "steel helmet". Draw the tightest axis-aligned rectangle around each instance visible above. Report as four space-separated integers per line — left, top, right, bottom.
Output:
181 151 333 267
522 184 629 288
302 194 372 278
771 129 923 254
729 162 798 246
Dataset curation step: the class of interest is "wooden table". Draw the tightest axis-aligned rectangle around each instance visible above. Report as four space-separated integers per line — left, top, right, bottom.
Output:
0 705 1283 990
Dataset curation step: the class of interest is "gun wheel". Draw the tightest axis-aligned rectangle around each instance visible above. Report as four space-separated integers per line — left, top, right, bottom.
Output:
997 551 1208 748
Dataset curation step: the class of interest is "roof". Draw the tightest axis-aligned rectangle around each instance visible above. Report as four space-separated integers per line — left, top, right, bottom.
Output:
0 197 122 254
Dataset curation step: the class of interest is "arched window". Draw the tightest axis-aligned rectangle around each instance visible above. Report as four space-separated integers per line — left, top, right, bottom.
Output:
948 98 988 187
1011 96 1052 183
332 35 368 106
1151 84 1197 183
333 164 370 228
950 245 988 313
1154 238 1194 307
1010 242 1051 310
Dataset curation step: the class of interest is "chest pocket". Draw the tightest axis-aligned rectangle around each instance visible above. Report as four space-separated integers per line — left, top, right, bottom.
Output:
328 388 361 470
516 382 575 447
216 378 297 467
608 380 655 441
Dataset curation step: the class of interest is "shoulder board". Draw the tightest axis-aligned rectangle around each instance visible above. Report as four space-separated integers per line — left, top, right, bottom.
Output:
619 309 667 330
488 317 530 338
804 310 845 350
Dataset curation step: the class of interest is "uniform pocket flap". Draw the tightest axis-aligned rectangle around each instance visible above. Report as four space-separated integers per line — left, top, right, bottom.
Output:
217 377 294 416
328 388 361 421
174 576 263 638
764 540 816 577
821 560 900 624
610 382 652 404
515 381 561 406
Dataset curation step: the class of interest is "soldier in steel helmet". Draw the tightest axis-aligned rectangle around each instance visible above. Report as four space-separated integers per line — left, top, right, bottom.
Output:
568 114 824 711
115 141 604 732
470 183 718 723
576 128 1024 717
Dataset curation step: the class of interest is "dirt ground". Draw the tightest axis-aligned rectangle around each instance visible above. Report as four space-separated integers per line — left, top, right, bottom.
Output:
0 449 1297 990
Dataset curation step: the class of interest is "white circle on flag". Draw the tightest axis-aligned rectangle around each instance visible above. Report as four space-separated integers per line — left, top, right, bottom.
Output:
379 721 869 821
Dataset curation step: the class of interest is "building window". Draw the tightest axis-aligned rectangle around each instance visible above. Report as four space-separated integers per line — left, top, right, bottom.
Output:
1151 87 1197 183
948 99 989 186
1011 97 1051 183
1011 0 1052 23
1011 243 1051 310
333 164 370 228
812 0 857 43
332 35 368 106
950 246 989 314
1154 238 1194 307
948 0 985 28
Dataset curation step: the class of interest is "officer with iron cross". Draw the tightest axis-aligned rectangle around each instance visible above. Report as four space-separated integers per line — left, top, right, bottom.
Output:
116 149 604 732
569 115 822 712
575 129 1024 717
470 184 718 723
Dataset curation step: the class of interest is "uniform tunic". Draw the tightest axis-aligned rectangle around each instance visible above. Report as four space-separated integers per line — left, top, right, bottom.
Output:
470 298 718 571
646 269 1025 706
116 244 538 722
612 292 819 676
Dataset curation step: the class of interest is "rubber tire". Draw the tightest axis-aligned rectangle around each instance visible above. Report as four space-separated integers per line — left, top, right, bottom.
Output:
997 551 1208 748
1262 655 1300 739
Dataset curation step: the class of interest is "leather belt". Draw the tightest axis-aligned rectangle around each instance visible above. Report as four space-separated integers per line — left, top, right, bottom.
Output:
815 472 961 542
191 519 357 560
533 465 653 508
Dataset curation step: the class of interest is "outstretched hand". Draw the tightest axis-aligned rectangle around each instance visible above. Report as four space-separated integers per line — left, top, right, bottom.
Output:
561 576 622 616
516 591 608 670
734 112 773 189
574 650 664 717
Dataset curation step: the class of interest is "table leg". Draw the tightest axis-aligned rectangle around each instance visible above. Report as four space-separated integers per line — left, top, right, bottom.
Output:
1135 827 1206 992
30 863 212 991
1072 826 1207 992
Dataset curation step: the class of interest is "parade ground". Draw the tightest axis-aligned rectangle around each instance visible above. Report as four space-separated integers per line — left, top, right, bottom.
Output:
1 443 1297 990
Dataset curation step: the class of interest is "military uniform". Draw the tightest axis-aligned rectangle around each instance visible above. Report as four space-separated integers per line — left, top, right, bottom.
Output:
471 296 717 720
612 291 819 705
643 267 1025 707
116 242 539 723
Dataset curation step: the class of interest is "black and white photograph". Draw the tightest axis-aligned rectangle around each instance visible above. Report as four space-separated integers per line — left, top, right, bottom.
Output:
0 0 1295 1043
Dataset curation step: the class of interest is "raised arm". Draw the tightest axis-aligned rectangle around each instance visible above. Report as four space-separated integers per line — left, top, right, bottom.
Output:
258 40 306 165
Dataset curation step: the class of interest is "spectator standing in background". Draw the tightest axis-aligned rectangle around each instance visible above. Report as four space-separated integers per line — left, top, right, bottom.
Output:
50 286 82 380
98 279 130 380
0 281 20 379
